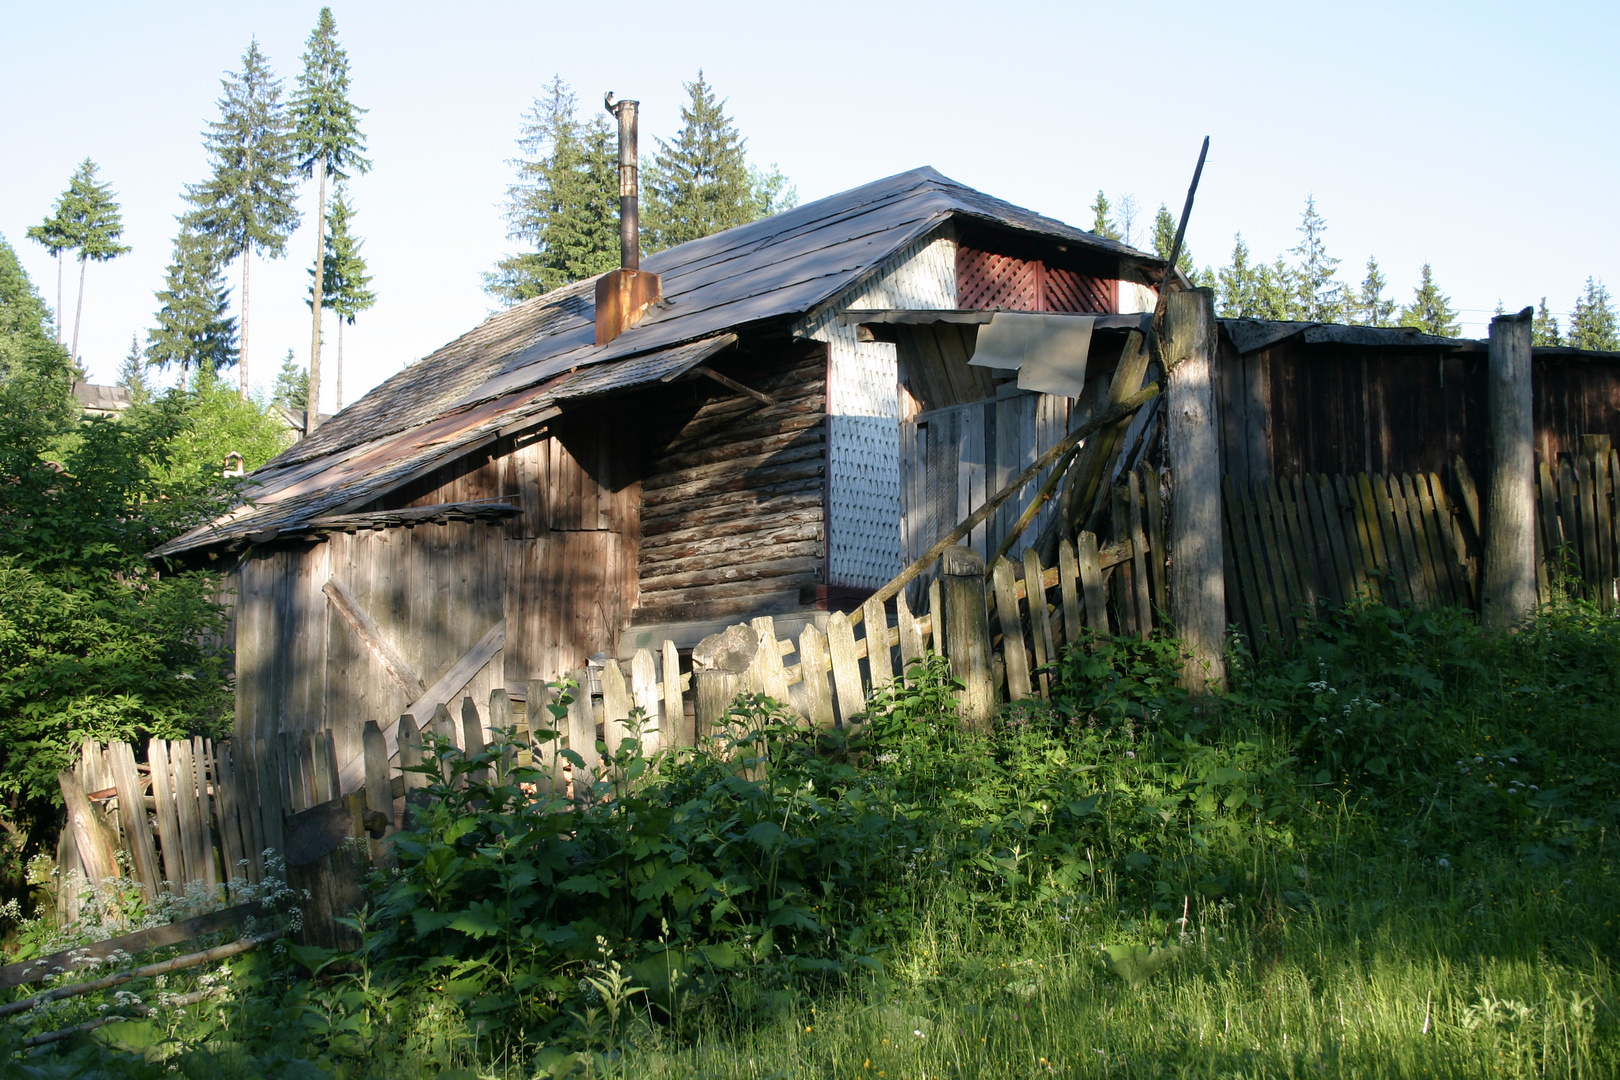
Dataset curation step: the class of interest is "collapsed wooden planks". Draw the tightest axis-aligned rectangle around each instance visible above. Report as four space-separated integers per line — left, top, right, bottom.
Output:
1221 471 1477 652
1535 443 1620 609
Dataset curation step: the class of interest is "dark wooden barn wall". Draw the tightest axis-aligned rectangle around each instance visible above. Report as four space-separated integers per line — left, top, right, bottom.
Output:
1534 357 1620 464
632 346 827 625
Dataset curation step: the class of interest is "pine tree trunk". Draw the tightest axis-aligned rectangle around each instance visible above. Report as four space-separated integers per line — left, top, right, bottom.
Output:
240 247 251 396
336 318 344 412
71 255 87 365
307 159 328 436
55 253 63 346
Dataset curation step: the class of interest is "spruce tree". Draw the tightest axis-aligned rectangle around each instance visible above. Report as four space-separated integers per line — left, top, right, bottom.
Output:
1288 196 1342 322
307 182 375 411
146 228 238 386
1354 257 1395 327
1254 258 1297 320
274 348 309 411
1089 191 1122 241
1 233 68 381
1569 278 1618 351
1398 263 1461 337
1216 234 1259 317
63 160 131 366
184 38 300 395
290 8 369 433
1151 204 1194 277
1533 296 1563 346
115 334 150 403
25 184 78 346
749 162 797 218
487 78 620 304
645 72 786 250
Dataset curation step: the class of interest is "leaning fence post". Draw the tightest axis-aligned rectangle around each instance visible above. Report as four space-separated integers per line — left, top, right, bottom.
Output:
1163 286 1227 692
1482 306 1538 630
941 544 995 729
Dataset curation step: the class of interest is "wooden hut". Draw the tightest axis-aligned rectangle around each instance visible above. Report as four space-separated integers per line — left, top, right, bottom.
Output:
154 167 1169 780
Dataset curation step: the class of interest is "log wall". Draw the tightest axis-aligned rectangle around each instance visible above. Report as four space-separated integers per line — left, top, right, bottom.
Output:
633 345 828 625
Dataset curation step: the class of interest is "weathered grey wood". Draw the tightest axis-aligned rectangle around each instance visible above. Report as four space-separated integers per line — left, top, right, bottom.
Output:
1594 450 1614 609
1482 307 1537 628
1313 474 1358 604
1221 477 1268 651
207 740 245 891
488 688 514 782
1022 548 1054 696
1140 463 1168 616
601 660 632 757
428 703 457 782
1127 472 1153 635
896 588 924 671
1057 538 1083 646
1075 530 1107 632
254 737 286 870
861 597 894 690
942 546 995 727
396 714 427 801
1108 484 1139 639
991 557 1031 701
693 669 740 734
746 617 792 707
662 639 686 745
1382 475 1428 606
1163 290 1224 689
106 742 161 899
460 696 488 783
232 739 265 883
1296 476 1343 607
927 579 943 651
147 740 185 891
630 648 662 751
566 668 600 772
174 739 212 888
1576 456 1601 599
825 611 865 726
798 624 836 727
322 578 426 696
59 771 119 887
361 721 392 837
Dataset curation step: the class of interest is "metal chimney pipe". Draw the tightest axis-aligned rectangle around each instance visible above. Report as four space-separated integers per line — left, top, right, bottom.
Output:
606 93 639 271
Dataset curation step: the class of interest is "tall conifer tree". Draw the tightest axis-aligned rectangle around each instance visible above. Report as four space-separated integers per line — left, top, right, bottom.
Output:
1215 234 1260 317
1289 196 1342 321
1569 278 1617 351
1151 204 1194 277
645 72 787 250
274 348 308 411
146 228 238 386
1533 296 1563 346
1354 257 1395 327
25 184 78 347
307 182 375 411
1089 191 1122 242
487 78 619 303
0 233 67 381
290 8 369 433
115 334 150 403
1398 263 1461 337
185 39 300 395
28 161 129 362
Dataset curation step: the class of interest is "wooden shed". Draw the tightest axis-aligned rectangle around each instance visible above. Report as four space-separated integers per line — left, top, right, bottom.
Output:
155 167 1169 784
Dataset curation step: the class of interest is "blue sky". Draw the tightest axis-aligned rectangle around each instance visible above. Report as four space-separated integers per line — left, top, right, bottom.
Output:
3 0 1615 409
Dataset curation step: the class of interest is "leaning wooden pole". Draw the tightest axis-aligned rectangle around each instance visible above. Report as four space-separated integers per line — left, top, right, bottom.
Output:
1163 288 1226 692
1482 306 1537 630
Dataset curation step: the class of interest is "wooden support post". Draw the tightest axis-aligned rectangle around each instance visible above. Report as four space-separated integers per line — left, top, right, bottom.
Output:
361 721 391 845
565 668 600 778
662 639 686 746
1163 287 1226 692
941 545 995 728
59 771 119 888
1482 307 1537 630
694 670 741 734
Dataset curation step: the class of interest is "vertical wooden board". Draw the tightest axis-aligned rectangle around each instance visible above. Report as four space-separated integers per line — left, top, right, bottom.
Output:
1429 476 1477 605
1140 464 1168 617
254 737 286 873
1382 476 1428 606
661 639 688 747
1556 457 1581 590
1578 455 1602 599
927 579 943 653
1396 474 1441 606
107 742 162 899
1108 485 1138 638
826 611 865 727
1022 548 1054 696
396 714 427 810
487 687 514 780
1253 480 1302 630
1536 462 1564 588
1593 451 1614 608
897 588 925 672
1349 474 1388 602
1075 531 1108 632
1404 473 1449 606
1412 474 1459 607
1232 480 1285 649
148 739 185 890
1221 478 1267 652
233 739 264 883
362 720 393 837
169 740 206 890
1276 479 1320 617
1329 475 1371 599
59 769 119 888
601 659 633 759
565 668 600 772
963 403 988 556
1311 475 1357 605
1126 473 1153 634
861 597 894 690
206 740 242 892
630 648 662 751
1057 538 1083 647
798 624 836 728
1295 476 1344 607
1363 473 1406 605
991 557 1031 701
461 697 489 783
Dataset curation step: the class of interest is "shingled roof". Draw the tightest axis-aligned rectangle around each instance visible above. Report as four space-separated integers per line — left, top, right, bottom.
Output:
155 166 1154 558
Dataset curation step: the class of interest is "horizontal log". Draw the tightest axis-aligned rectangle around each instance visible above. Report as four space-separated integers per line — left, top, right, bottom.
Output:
641 461 825 507
658 408 826 460
641 524 824 567
0 901 271 990
633 588 805 625
639 540 823 583
638 554 824 594
658 381 824 438
643 504 824 548
641 485 823 529
654 427 825 475
641 443 826 495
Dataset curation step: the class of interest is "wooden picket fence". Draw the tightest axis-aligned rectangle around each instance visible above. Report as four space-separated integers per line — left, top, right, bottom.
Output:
1535 446 1620 609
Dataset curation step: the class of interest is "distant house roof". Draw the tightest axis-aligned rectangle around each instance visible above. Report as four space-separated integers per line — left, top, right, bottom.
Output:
73 381 133 417
154 167 1159 558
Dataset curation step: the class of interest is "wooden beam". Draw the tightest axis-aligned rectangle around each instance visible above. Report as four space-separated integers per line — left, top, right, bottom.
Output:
322 579 426 697
0 901 271 989
336 619 506 794
1482 307 1537 629
692 365 777 406
1164 288 1226 692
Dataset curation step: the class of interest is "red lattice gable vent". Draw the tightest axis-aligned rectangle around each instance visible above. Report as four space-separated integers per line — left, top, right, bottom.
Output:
957 246 1115 313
